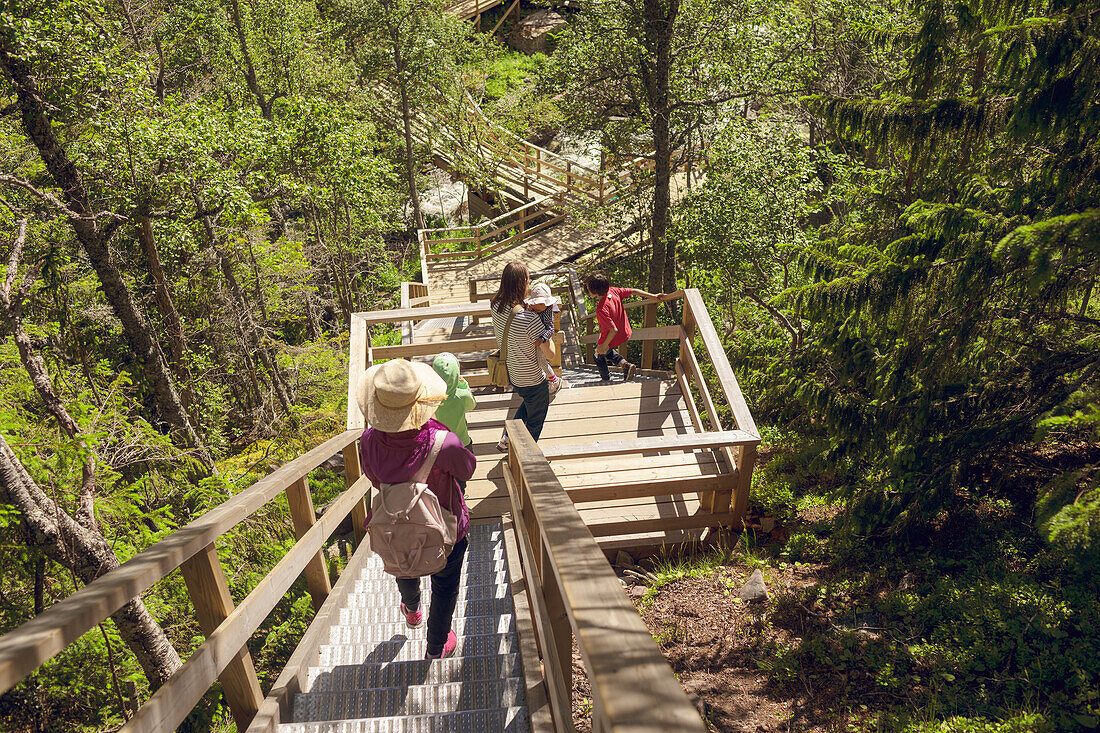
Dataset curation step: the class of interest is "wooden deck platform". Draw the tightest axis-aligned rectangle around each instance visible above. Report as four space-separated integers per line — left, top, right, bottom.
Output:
463 379 737 552
353 288 758 556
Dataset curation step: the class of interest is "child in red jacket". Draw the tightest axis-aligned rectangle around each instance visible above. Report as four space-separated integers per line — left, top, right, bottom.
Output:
584 272 665 381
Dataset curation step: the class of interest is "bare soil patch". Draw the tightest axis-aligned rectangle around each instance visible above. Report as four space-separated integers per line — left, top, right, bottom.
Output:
570 560 828 732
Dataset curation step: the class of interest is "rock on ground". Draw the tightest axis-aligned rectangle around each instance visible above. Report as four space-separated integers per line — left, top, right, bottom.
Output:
738 568 769 603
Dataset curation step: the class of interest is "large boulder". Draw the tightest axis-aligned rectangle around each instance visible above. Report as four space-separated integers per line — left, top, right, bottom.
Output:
508 10 568 55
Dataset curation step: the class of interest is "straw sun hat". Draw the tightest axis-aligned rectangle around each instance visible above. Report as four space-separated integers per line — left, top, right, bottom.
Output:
356 359 448 433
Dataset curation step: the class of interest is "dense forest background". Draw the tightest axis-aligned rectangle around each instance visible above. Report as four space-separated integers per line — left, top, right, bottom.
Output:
0 0 1096 729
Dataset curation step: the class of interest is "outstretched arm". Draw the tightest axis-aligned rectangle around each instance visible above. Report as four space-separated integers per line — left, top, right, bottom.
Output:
630 289 665 301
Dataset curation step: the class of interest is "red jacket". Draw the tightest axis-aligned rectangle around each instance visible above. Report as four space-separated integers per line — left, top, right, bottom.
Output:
596 287 633 349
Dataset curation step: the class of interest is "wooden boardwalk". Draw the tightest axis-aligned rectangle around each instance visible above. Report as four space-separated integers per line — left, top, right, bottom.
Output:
462 379 737 552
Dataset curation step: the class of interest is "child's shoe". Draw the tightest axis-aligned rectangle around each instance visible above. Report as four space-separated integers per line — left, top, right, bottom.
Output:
401 602 423 629
425 630 458 660
496 435 509 452
623 362 637 381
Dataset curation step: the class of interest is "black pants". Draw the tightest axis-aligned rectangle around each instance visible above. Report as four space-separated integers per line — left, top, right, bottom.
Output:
395 535 469 655
596 347 626 380
512 379 550 440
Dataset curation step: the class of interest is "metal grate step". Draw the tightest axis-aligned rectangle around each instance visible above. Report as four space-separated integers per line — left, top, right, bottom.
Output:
292 678 525 722
289 519 528 732
337 597 513 625
328 615 516 645
316 632 520 666
346 582 509 603
306 652 524 692
279 705 529 733
353 570 509 592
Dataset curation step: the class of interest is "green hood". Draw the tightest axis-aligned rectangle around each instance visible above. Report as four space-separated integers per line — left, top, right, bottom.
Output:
432 352 461 395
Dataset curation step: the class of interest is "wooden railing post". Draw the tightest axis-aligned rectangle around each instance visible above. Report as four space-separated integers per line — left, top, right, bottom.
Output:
286 477 333 610
180 544 264 731
542 542 572 721
732 443 756 526
679 298 697 365
642 301 656 369
348 317 367 431
343 440 367 547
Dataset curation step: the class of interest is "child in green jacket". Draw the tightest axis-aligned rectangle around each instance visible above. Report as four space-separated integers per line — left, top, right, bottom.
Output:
432 352 476 449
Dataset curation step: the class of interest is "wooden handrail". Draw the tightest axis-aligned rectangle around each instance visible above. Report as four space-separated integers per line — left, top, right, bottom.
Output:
420 192 566 262
578 325 681 344
682 289 758 436
541 429 758 461
0 428 367 730
119 474 372 732
576 291 685 323
503 420 708 732
354 301 492 327
0 428 359 694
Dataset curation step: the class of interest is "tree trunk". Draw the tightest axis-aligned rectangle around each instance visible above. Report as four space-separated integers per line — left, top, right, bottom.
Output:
387 12 425 231
0 45 217 477
642 0 678 293
226 0 274 120
136 213 194 412
0 435 183 689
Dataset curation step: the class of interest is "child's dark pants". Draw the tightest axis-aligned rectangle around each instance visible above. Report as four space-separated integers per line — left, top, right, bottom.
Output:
596 347 626 380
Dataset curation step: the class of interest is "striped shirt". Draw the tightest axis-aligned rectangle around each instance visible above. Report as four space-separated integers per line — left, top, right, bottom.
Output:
492 304 547 388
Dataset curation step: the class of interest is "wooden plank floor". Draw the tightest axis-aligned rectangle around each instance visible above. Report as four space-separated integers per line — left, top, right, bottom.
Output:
463 379 735 551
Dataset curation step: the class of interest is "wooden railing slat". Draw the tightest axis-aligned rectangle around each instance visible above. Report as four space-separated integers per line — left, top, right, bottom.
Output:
372 336 499 359
578 325 681 344
541 429 757 460
0 428 358 695
355 301 492 326
119 474 372 733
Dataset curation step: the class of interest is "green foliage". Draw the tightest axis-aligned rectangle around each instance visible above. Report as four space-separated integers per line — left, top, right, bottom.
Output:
483 51 547 101
774 0 1100 538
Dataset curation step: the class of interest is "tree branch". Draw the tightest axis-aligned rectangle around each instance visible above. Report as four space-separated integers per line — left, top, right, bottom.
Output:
0 174 127 223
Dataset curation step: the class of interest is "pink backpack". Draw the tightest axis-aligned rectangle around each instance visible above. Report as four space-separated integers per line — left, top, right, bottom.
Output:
367 432 458 578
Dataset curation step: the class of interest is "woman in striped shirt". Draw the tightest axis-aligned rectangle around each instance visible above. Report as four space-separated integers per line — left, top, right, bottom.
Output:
491 262 553 451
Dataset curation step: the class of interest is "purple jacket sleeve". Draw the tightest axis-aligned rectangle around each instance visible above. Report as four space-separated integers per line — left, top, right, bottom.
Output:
437 430 476 482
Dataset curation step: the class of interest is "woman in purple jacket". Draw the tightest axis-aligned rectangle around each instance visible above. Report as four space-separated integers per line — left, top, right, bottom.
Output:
357 359 476 659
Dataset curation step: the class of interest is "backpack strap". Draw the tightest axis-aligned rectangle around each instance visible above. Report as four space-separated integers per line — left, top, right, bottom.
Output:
500 305 522 363
412 430 448 484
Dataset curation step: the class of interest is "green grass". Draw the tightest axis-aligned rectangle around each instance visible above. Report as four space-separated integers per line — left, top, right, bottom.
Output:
484 51 548 101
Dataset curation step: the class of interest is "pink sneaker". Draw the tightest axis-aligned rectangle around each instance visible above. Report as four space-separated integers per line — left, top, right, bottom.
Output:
401 602 423 629
426 630 458 660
